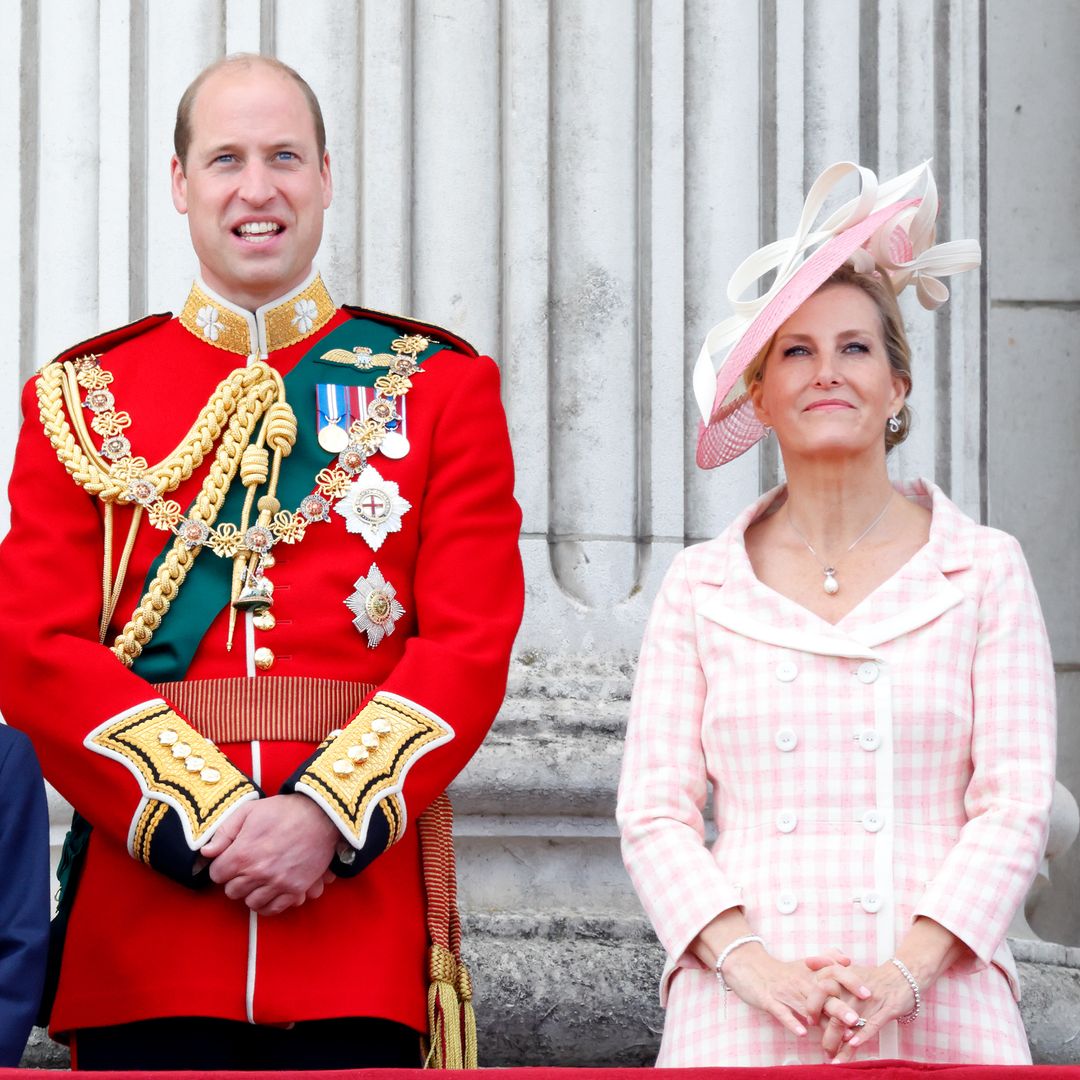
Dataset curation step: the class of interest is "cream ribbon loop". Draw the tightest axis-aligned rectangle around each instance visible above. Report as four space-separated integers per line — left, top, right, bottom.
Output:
692 160 982 427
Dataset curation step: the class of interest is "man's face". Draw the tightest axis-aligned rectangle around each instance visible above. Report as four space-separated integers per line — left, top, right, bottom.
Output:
170 65 333 312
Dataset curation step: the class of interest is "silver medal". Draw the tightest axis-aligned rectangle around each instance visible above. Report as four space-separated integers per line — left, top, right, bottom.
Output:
380 431 411 459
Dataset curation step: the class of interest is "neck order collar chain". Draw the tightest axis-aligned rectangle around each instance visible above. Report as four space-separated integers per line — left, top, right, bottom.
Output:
786 493 894 595
39 329 430 661
179 273 336 356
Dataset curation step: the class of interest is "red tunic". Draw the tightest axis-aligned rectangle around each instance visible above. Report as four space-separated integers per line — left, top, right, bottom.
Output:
0 275 523 1036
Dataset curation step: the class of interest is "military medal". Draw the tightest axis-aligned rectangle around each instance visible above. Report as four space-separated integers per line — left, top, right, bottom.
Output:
380 433 410 459
316 384 352 453
333 464 411 552
345 563 405 647
319 424 350 454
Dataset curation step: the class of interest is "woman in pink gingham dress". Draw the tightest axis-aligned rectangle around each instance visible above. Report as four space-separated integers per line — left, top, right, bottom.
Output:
617 163 1056 1066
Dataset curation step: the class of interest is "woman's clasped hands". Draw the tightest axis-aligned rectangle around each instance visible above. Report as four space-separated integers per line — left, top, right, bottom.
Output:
719 942 917 1063
802 957 920 1063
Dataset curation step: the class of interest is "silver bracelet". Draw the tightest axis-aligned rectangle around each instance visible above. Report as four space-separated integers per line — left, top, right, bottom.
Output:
714 934 764 992
889 956 922 1024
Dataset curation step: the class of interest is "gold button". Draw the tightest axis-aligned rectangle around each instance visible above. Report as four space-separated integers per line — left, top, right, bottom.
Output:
361 732 380 748
254 646 275 670
253 611 276 632
172 742 191 758
371 718 392 734
347 745 369 762
333 759 354 776
200 767 221 784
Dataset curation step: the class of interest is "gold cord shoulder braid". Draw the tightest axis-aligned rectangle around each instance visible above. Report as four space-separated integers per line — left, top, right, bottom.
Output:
37 356 288 664
36 333 427 665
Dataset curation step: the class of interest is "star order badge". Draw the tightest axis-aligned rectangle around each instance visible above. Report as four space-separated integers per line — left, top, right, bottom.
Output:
332 464 412 552
345 563 405 647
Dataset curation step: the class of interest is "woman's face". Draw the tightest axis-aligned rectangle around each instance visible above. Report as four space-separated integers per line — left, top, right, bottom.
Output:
748 283 907 462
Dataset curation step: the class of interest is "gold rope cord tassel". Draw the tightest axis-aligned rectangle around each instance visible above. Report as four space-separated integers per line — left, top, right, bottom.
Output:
426 944 465 1069
419 793 477 1069
38 359 276 501
458 960 478 1069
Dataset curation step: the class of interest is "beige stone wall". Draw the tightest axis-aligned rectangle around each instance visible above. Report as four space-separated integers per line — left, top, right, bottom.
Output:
987 1 1080 948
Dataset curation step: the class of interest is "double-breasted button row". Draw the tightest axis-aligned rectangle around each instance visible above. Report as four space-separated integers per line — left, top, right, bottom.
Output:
774 727 882 751
774 892 885 916
774 659 884 684
773 809 883 833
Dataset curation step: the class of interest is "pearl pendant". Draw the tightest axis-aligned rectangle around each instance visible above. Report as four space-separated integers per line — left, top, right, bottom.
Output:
823 568 839 595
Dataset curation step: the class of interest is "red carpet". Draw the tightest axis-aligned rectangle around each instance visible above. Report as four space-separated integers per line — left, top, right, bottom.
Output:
4 1064 1080 1078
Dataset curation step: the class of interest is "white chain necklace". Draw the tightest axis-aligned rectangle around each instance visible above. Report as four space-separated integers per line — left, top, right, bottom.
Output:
786 494 894 595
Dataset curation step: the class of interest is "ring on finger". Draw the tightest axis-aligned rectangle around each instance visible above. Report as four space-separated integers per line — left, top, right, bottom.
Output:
852 1017 867 1029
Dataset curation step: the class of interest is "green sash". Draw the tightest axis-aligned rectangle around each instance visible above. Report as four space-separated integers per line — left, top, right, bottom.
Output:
131 319 439 681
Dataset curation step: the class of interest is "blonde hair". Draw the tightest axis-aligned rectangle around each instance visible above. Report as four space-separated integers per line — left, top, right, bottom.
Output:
746 263 913 450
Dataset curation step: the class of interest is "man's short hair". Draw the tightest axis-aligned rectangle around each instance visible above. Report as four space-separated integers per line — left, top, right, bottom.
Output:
173 53 327 168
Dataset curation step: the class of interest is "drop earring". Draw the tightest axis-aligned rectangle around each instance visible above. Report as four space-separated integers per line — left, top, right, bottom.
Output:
888 414 901 434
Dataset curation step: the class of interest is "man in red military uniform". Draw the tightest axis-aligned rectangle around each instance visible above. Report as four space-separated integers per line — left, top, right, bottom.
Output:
0 53 523 1070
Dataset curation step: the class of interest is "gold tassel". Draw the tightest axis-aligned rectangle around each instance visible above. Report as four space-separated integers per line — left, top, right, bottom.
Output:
459 962 478 1069
419 794 477 1069
426 944 464 1068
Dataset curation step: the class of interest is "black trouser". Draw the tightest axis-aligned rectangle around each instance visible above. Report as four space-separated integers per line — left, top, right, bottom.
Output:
72 1016 424 1070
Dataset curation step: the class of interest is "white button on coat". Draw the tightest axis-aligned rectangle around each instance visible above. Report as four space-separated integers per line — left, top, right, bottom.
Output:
857 729 882 751
860 892 884 914
861 810 885 833
775 727 798 751
775 660 799 682
777 892 798 914
856 661 880 684
776 811 798 833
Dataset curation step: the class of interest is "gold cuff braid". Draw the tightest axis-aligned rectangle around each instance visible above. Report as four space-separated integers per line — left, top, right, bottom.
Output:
295 692 453 847
87 700 258 849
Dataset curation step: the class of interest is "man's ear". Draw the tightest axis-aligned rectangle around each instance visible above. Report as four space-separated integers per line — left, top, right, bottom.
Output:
321 151 333 209
171 155 189 215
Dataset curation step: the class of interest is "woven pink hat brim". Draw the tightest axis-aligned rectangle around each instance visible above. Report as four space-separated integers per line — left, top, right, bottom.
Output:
696 197 921 469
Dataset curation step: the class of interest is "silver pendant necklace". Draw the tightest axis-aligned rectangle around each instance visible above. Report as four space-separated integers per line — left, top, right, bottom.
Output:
787 494 894 595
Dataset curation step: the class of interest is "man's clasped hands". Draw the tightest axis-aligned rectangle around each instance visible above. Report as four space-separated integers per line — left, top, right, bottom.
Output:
198 794 343 917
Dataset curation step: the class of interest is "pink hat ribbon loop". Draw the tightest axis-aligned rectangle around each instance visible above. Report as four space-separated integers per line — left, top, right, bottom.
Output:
692 161 981 433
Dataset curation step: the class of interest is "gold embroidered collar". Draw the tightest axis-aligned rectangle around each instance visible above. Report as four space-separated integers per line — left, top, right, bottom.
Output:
179 271 336 357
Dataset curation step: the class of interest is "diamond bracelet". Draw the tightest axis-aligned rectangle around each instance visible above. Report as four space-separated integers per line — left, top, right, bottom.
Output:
889 956 922 1023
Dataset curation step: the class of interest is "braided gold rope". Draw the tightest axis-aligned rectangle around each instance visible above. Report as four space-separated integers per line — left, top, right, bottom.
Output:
110 376 282 665
35 357 287 665
37 360 276 502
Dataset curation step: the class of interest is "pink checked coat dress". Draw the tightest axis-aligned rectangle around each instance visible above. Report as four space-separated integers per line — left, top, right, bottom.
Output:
617 480 1056 1066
